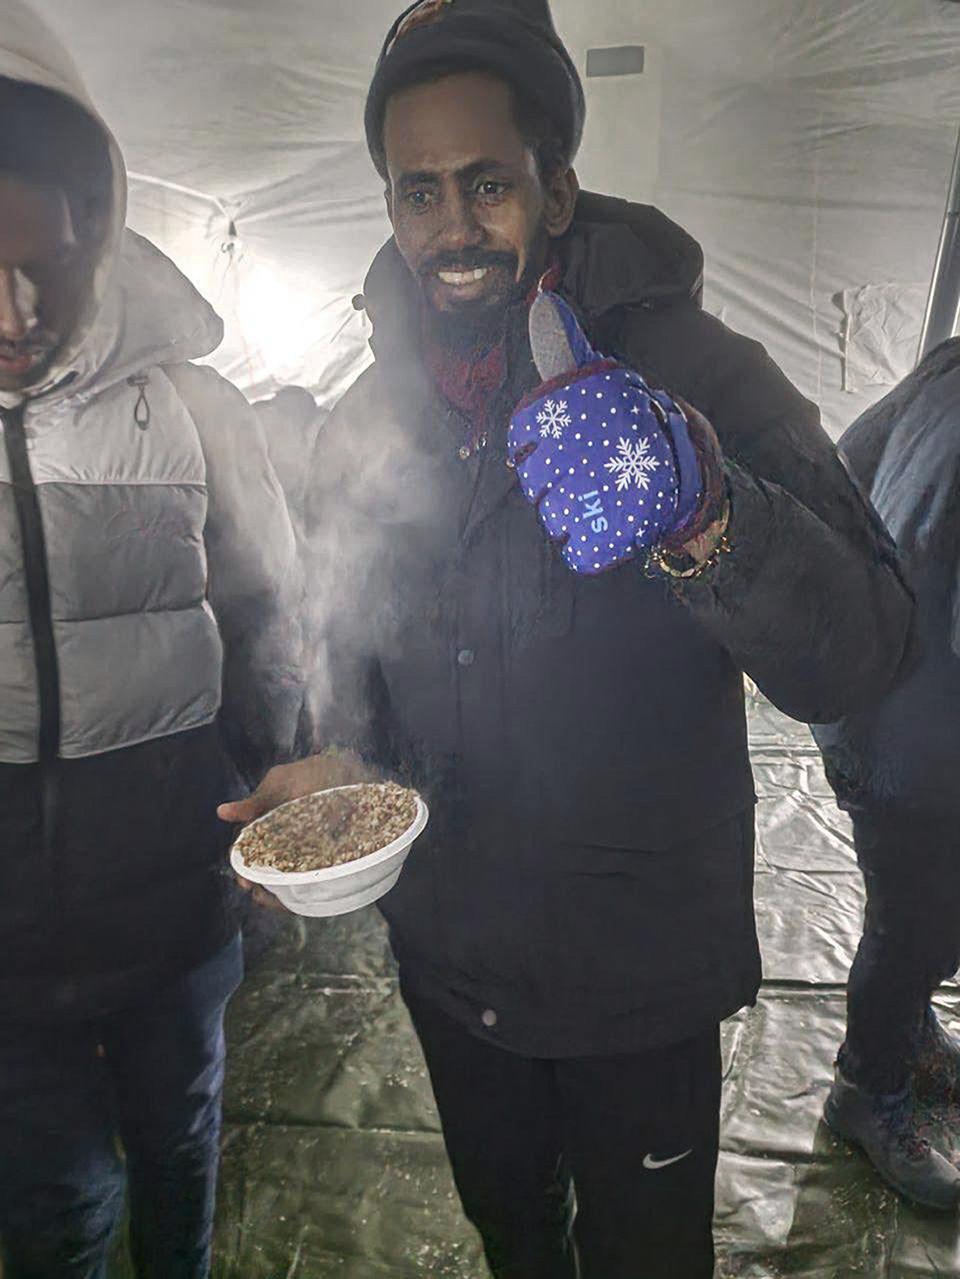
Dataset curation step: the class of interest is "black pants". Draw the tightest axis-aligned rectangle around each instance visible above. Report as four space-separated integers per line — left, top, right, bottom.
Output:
841 812 960 1095
401 978 721 1279
0 935 242 1279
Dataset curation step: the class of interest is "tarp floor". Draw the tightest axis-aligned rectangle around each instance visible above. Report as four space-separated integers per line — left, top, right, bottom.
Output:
108 691 960 1277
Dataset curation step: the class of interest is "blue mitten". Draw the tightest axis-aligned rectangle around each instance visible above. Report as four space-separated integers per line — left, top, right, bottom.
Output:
508 292 704 574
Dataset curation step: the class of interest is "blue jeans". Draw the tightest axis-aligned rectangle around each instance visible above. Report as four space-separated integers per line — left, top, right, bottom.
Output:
0 935 243 1279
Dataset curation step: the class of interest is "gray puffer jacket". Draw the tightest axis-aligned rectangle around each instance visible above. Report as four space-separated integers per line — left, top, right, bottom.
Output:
0 4 302 1018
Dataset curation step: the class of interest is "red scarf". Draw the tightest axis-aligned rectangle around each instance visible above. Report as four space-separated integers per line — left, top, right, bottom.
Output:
422 260 562 444
424 331 507 440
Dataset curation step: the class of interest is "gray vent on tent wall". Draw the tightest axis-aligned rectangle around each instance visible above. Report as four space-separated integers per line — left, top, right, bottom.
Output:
586 46 645 78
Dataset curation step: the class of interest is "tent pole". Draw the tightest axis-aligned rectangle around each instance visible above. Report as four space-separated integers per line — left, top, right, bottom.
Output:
918 123 960 362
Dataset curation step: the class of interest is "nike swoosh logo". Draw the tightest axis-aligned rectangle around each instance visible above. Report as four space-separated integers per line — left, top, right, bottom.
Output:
643 1149 693 1171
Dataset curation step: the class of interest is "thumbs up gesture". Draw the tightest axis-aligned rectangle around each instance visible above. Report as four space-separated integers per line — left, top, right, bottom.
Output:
508 292 712 575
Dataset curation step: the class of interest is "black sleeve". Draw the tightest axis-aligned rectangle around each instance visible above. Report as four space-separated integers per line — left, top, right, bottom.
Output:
623 304 914 723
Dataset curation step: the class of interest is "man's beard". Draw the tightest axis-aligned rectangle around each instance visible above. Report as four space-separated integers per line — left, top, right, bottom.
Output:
418 228 550 356
422 285 519 355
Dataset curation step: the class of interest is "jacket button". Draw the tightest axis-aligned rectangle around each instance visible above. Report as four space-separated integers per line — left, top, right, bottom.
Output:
481 1009 498 1028
457 648 475 667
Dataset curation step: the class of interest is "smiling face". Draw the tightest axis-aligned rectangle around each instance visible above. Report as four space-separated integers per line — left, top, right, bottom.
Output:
383 70 577 344
0 173 93 392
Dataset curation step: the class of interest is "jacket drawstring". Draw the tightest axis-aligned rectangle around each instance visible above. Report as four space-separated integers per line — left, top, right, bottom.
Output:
128 374 151 429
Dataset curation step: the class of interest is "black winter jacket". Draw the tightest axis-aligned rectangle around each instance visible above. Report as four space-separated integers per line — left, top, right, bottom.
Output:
305 193 912 1056
812 338 960 819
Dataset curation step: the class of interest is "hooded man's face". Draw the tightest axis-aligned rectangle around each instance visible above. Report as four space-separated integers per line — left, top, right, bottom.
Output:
383 70 576 348
0 173 92 392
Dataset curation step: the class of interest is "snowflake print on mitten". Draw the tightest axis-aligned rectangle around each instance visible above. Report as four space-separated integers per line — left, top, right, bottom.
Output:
508 293 705 575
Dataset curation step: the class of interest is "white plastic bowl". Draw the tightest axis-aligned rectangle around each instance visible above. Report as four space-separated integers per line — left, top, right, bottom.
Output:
230 784 429 917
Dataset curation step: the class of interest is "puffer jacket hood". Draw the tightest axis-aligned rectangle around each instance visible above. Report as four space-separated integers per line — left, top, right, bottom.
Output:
63 230 224 404
0 1 222 407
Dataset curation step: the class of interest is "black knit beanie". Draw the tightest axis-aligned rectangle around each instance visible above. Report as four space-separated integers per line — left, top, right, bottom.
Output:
365 0 585 179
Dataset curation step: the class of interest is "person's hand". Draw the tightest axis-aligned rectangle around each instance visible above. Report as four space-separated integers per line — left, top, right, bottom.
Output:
218 748 382 911
507 292 707 574
217 747 380 827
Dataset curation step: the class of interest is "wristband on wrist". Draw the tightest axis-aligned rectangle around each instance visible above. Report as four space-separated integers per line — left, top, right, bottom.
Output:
646 500 732 580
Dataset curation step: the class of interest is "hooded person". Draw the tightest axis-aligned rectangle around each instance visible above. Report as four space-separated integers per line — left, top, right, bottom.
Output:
0 4 303 1276
222 0 916 1272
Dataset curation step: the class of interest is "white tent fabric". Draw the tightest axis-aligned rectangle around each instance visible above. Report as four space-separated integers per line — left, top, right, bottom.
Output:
26 0 960 437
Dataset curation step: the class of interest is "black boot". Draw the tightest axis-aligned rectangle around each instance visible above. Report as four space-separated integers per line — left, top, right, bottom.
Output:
824 1070 960 1210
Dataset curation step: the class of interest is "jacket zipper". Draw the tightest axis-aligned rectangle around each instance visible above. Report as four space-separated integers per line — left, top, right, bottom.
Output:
1 403 62 860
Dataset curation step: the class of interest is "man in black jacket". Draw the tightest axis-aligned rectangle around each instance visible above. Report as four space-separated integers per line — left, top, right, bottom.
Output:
222 1 917 1272
812 338 960 1210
